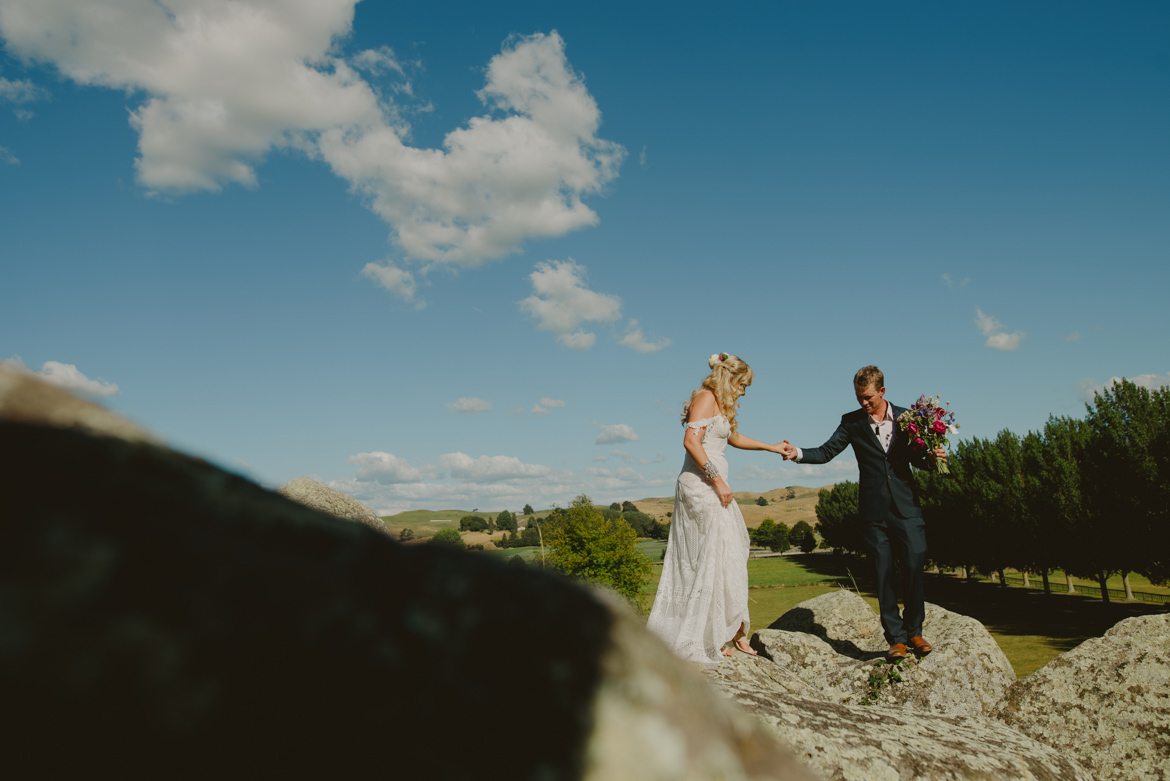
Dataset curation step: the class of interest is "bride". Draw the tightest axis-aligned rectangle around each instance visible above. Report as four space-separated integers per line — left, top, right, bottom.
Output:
647 353 785 663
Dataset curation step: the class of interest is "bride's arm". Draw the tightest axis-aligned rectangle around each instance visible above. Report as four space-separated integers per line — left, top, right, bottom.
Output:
728 432 784 453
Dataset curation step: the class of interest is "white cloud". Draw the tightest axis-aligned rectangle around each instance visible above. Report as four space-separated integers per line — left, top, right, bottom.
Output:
518 259 621 349
941 274 969 289
1079 372 1170 400
0 76 47 104
13 108 33 121
1062 330 1080 342
639 145 647 166
437 452 551 481
596 423 639 444
1 355 120 396
0 8 620 269
445 396 492 414
362 261 423 308
351 46 405 77
319 31 623 267
619 319 670 353
530 397 565 415
509 406 525 415
0 145 17 165
974 308 1025 351
348 451 436 483
592 454 609 462
740 458 859 484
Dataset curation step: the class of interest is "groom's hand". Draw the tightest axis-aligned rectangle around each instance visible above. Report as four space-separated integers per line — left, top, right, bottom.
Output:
929 446 947 464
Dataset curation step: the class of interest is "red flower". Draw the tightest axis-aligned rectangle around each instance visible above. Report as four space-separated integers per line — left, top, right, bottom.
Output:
907 423 919 434
932 420 947 434
913 438 926 450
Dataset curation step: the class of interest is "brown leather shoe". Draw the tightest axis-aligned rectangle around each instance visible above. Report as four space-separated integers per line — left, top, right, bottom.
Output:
886 643 908 662
909 636 933 656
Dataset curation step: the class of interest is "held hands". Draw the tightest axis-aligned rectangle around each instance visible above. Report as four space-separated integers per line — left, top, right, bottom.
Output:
775 440 798 461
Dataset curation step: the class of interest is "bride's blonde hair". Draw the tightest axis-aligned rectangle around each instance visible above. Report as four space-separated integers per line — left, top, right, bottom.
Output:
681 353 754 434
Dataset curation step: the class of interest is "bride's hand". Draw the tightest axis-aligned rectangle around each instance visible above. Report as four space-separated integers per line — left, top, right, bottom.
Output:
715 478 734 507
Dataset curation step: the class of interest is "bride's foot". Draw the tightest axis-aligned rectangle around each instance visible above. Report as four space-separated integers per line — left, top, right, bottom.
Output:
734 636 757 655
722 644 735 657
731 623 757 655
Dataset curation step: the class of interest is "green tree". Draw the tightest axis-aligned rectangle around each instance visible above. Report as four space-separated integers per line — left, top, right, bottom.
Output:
786 488 797 500
800 531 818 553
751 518 789 553
814 481 863 554
789 520 815 550
523 504 535 516
429 527 465 549
1082 379 1170 587
459 515 488 532
755 495 768 506
621 500 638 513
609 502 621 511
397 527 415 542
496 510 518 533
546 494 652 611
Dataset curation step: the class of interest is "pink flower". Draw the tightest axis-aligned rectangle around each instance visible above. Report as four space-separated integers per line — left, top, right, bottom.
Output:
907 423 918 434
935 408 946 419
913 438 926 450
932 420 947 434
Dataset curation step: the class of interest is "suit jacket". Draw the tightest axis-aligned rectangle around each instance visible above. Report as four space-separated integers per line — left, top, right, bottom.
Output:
800 404 930 521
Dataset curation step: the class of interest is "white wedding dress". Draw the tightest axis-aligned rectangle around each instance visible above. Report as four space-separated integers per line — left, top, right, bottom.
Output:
647 414 751 664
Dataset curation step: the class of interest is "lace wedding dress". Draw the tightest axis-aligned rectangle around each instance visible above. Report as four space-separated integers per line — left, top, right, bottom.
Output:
646 414 750 664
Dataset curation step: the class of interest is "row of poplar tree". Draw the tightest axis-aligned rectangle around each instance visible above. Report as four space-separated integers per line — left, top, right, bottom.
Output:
814 378 1169 600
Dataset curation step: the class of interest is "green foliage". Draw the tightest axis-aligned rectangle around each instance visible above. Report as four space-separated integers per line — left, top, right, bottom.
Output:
860 660 905 705
815 482 863 554
800 532 818 553
522 504 535 516
621 500 638 513
751 518 789 553
622 510 668 540
459 515 489 532
913 378 1170 596
786 488 797 500
397 528 415 542
789 520 815 549
609 502 622 511
508 554 525 566
755 495 768 506
546 494 652 611
496 510 517 533
429 527 465 549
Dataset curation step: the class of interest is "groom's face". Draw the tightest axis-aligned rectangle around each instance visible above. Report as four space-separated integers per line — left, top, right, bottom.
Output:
855 383 886 417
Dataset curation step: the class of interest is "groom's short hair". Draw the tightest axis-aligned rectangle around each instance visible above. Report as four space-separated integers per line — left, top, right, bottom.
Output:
854 365 884 390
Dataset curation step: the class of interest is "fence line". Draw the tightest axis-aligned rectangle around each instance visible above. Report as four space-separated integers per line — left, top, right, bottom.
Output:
996 572 1170 604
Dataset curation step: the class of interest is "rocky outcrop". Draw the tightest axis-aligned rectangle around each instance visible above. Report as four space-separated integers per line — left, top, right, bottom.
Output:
701 590 1090 779
992 613 1170 781
708 668 1092 780
755 590 1016 717
0 372 808 779
0 367 156 443
276 475 388 535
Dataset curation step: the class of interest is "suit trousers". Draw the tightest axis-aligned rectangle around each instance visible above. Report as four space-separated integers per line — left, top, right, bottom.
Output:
863 512 927 646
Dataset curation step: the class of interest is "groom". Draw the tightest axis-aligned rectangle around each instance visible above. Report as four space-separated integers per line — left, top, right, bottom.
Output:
780 366 945 662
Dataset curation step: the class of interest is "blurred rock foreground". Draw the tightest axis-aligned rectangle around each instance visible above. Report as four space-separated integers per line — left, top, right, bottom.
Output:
1 368 1164 779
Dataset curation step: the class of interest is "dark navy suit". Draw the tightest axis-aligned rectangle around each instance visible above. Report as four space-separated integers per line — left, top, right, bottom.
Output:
799 404 931 645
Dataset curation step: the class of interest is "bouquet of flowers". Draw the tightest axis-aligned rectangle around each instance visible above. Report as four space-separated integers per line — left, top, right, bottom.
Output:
897 395 957 474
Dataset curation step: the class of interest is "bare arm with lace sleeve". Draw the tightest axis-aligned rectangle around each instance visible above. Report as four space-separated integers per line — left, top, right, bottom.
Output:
683 391 734 507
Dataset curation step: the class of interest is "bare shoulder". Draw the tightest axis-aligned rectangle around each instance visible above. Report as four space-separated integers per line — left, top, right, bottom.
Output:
688 390 719 421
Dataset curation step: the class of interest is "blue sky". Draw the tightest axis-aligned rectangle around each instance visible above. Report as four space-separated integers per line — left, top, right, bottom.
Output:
2 1 1168 514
